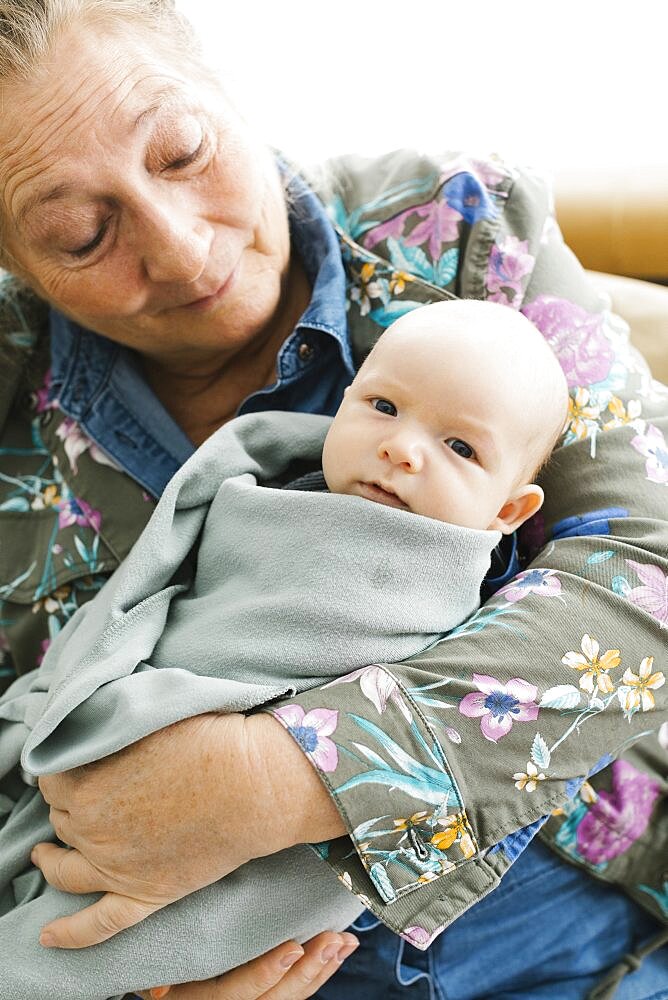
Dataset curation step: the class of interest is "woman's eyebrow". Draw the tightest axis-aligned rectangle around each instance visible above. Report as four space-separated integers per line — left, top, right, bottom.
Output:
15 87 185 228
132 85 183 130
15 183 72 229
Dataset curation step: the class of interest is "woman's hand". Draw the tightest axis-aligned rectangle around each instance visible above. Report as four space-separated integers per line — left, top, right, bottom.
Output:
33 711 345 948
134 933 359 1000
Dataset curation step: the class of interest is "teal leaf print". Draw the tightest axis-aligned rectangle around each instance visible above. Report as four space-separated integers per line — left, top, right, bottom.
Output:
335 714 455 805
436 248 459 285
586 550 615 565
0 497 30 512
386 238 433 281
539 685 582 710
370 861 397 902
612 575 632 598
368 300 426 327
531 733 551 769
637 881 668 918
351 742 392 771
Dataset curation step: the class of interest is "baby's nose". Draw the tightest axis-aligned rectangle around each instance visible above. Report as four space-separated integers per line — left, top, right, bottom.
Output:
378 434 424 471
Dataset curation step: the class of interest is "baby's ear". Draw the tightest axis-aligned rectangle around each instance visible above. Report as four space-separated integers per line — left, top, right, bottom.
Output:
489 485 544 535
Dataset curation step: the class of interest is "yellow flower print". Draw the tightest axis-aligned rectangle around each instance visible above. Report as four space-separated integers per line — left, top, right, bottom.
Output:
603 396 642 432
393 811 429 831
350 261 384 316
431 812 475 858
580 780 598 804
32 584 71 616
566 388 602 441
389 270 413 295
512 761 546 792
561 633 621 695
30 484 61 511
617 656 665 716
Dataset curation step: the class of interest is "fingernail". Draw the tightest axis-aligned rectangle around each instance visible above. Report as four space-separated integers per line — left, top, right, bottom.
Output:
337 941 359 963
279 949 302 970
320 943 339 963
150 988 171 999
39 932 55 948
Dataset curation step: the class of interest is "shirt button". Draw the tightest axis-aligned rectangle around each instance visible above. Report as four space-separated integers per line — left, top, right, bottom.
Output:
298 341 314 362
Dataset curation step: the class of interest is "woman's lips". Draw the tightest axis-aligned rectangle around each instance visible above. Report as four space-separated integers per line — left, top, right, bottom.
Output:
181 262 240 312
358 482 409 511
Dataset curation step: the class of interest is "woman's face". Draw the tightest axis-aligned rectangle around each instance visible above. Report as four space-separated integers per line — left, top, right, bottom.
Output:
0 25 291 368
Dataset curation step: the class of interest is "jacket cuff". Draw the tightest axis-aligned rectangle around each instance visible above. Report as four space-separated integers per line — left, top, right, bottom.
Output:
265 667 488 921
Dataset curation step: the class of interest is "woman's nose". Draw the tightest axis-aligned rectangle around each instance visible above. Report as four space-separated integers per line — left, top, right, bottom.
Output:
138 202 212 285
377 433 424 472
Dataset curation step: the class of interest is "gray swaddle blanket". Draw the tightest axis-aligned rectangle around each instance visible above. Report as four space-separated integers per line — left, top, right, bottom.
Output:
0 410 500 1000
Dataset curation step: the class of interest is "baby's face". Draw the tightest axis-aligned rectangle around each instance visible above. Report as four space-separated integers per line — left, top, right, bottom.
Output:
322 304 559 533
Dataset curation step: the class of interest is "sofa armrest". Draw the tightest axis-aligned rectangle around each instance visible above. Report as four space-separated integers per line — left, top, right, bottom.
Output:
587 271 668 383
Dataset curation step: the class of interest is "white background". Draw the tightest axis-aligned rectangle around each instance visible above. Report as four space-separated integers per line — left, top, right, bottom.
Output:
180 0 667 175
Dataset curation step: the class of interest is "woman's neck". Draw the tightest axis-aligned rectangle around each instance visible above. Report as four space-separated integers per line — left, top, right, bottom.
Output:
143 255 311 447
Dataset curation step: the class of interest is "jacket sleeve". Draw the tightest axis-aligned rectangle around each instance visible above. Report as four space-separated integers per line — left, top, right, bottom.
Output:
266 160 668 942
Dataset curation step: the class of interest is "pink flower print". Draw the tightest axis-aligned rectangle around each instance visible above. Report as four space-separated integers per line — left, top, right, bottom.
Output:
363 199 462 260
56 496 102 533
626 560 668 626
34 369 58 414
459 674 539 742
497 568 562 603
630 423 668 484
406 200 462 260
576 760 661 863
272 705 339 772
401 924 446 950
363 207 414 251
522 296 615 388
56 417 120 475
485 236 534 308
36 637 51 666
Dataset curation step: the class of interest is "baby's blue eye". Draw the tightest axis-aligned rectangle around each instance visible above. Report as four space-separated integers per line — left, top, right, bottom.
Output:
372 398 397 416
446 438 475 460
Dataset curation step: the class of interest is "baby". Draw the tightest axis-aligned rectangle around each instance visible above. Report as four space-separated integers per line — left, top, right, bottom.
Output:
323 298 567 531
0 300 568 1000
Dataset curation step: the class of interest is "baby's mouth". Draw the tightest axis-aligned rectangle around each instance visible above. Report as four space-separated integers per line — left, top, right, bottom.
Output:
359 481 410 511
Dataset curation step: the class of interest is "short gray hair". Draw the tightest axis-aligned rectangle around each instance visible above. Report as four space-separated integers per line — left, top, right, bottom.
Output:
0 0 200 81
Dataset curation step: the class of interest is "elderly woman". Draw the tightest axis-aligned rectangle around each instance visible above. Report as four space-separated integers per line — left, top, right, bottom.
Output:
0 1 666 999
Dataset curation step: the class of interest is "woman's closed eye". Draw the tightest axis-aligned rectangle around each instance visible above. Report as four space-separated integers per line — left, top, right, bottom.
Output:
160 134 205 172
446 437 476 460
371 398 397 416
70 221 111 259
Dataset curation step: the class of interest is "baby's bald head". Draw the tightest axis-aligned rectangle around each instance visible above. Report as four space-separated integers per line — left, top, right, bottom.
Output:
363 299 568 486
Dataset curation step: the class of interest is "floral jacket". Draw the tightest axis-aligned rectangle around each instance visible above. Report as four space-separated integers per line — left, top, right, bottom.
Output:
0 150 666 949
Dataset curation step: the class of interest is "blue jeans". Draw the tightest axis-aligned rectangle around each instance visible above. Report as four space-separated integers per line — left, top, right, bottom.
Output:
315 839 668 1000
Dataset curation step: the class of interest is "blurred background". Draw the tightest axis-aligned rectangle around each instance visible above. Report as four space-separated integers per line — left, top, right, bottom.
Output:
179 0 668 373
183 0 665 174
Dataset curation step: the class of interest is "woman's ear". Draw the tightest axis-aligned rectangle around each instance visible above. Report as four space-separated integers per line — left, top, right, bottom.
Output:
489 485 544 534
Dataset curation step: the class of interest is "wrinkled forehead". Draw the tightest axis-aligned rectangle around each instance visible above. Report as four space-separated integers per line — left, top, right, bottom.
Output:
0 25 208 227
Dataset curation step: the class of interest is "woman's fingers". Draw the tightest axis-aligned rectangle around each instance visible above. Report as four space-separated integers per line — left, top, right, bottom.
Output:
38 891 159 949
31 843 102 894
